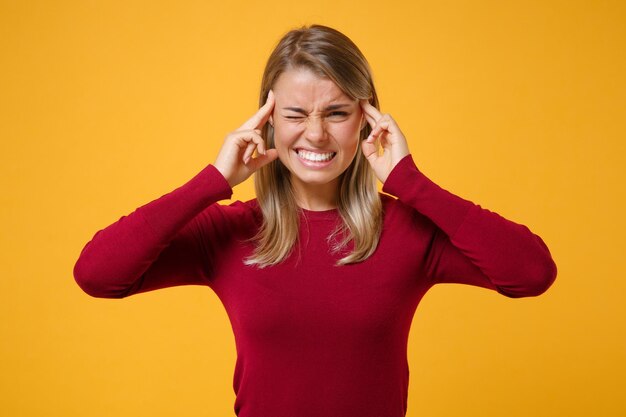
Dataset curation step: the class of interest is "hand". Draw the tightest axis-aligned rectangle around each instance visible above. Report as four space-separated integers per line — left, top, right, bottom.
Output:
360 100 410 183
214 90 279 188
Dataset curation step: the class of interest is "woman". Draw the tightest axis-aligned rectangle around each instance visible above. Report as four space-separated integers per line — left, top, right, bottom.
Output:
74 24 557 417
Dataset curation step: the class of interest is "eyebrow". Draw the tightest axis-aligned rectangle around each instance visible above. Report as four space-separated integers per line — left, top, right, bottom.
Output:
283 103 351 115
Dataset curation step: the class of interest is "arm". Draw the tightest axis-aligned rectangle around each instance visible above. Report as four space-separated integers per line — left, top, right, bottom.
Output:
73 164 233 298
383 154 557 298
75 91 279 299
360 101 556 298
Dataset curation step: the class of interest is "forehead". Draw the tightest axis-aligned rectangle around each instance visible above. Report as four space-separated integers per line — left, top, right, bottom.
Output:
273 69 353 106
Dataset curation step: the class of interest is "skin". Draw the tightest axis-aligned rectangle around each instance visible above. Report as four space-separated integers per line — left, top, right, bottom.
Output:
269 69 364 210
214 68 410 210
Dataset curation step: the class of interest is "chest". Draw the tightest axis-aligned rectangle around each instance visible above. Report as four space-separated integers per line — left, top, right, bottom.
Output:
210 216 431 347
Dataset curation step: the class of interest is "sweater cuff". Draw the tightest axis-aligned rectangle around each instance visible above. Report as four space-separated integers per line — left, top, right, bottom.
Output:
155 163 234 207
381 154 416 195
194 164 234 202
382 154 474 238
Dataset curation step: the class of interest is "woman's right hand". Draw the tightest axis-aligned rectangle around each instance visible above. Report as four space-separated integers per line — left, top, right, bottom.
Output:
214 90 279 188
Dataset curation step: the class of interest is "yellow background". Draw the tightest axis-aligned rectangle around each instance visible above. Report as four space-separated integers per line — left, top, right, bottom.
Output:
1 0 624 416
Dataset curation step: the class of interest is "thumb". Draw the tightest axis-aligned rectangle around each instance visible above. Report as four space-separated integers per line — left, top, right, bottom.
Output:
248 149 279 171
361 140 378 163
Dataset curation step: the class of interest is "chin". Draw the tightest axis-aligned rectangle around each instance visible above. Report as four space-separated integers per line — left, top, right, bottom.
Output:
292 172 340 186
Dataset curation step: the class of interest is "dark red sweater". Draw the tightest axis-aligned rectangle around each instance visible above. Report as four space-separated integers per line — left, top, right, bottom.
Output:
74 154 557 417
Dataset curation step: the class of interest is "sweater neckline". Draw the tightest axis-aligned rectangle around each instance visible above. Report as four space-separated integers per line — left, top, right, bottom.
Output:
298 206 339 221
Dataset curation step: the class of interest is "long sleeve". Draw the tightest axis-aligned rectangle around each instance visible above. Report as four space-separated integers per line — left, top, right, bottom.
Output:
382 154 557 298
73 164 233 298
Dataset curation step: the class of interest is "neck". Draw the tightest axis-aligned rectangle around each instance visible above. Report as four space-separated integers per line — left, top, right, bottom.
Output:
292 178 339 211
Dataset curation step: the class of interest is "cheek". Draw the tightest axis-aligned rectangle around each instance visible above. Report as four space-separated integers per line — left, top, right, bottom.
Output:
334 116 361 134
274 123 304 145
332 120 361 147
273 123 303 154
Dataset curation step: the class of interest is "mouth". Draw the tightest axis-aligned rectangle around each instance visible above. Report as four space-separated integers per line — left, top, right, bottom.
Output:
294 148 337 163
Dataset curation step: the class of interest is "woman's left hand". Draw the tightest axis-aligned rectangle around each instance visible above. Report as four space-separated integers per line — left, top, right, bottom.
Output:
360 100 410 183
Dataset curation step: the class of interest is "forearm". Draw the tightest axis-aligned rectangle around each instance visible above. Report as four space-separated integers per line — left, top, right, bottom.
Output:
73 164 232 298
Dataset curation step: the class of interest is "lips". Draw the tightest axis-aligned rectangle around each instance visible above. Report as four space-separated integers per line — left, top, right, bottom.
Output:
295 148 336 163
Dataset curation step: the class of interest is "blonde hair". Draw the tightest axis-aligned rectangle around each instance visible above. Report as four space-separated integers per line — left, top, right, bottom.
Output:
245 24 382 267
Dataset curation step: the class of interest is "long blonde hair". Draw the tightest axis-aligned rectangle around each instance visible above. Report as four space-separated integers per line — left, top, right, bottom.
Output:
245 24 382 267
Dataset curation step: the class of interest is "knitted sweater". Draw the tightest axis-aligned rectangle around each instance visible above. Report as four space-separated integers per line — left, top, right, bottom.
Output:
74 154 557 417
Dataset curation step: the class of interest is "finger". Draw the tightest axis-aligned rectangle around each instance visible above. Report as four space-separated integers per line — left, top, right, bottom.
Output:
252 129 266 154
360 99 383 122
368 115 405 145
366 119 390 143
231 129 265 152
360 101 378 129
240 132 267 163
242 141 257 164
362 111 377 129
378 130 391 151
360 101 389 142
238 90 275 131
247 148 279 171
361 138 379 162
369 119 390 137
381 117 404 142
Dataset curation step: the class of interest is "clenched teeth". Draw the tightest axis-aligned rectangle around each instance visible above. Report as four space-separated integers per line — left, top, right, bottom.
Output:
296 149 336 162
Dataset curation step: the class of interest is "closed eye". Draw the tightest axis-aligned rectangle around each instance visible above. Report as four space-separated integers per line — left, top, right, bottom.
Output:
284 112 349 120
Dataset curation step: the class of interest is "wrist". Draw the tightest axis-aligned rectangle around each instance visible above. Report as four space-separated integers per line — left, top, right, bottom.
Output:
212 164 235 190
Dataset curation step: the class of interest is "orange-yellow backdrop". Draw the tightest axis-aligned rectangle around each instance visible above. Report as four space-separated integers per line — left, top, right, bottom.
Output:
1 1 624 416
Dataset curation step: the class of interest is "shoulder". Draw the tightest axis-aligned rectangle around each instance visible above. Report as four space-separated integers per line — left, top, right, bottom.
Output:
380 192 409 218
228 198 262 225
210 197 261 221
380 192 434 232
195 198 262 235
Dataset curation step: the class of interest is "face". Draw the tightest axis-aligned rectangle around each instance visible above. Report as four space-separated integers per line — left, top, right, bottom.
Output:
270 68 364 199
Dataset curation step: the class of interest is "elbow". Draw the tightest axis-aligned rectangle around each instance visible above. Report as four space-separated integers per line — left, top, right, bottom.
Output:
73 257 125 299
498 256 558 298
525 256 557 297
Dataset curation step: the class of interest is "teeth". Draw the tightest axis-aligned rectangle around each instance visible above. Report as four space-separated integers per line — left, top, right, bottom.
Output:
297 149 335 162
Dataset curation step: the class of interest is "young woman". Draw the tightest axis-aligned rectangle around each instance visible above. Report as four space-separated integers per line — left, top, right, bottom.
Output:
74 24 557 417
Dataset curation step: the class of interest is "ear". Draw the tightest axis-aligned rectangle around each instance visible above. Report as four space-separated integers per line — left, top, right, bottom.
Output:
269 114 274 127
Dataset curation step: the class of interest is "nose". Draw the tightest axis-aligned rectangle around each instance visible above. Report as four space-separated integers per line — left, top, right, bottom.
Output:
304 115 327 142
